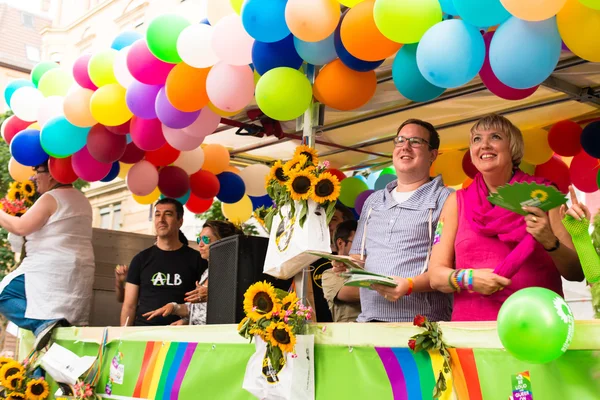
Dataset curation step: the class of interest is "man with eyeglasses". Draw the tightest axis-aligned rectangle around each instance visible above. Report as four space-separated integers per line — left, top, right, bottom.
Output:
332 119 453 322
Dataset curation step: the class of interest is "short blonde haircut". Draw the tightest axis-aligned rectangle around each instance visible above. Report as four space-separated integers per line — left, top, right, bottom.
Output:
470 114 524 167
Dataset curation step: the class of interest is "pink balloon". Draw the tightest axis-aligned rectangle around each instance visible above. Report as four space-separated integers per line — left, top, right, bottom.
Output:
126 160 159 196
211 15 254 66
130 116 167 151
71 146 112 182
182 106 222 138
87 124 127 163
206 63 255 112
73 54 98 91
480 32 538 101
127 40 176 85
162 124 205 151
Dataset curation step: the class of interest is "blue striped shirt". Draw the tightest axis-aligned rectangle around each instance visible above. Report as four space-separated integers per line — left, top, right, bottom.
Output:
350 176 453 322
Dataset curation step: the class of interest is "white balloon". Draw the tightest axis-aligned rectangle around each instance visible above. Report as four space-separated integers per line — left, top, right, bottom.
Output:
37 96 65 127
173 147 205 174
212 15 254 66
113 46 135 88
238 164 270 197
207 0 235 25
182 106 222 138
10 87 44 122
177 24 220 68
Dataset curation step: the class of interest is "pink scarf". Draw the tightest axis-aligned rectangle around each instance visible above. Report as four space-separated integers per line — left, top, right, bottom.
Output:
462 170 551 278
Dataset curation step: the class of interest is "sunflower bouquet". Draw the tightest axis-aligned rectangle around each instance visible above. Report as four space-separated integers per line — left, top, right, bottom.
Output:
261 145 341 231
0 356 50 400
0 181 37 216
238 282 312 374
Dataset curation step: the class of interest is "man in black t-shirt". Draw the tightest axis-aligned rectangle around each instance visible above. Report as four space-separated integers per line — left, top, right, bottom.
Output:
120 198 206 326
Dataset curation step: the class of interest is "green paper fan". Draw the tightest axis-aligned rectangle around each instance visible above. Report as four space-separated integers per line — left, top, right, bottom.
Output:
489 182 567 216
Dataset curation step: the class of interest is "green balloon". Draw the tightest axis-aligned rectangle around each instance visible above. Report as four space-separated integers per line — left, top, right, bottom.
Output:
339 177 369 208
30 61 59 88
380 166 396 176
255 67 313 122
373 0 442 44
146 14 190 63
497 287 575 364
579 0 600 10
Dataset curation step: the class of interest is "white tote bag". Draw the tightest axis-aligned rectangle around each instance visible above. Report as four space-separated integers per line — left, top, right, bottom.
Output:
242 335 315 400
263 200 331 280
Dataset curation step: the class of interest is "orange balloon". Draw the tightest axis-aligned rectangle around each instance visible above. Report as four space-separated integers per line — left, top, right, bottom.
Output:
313 59 377 111
64 87 97 127
202 144 230 174
462 177 473 189
226 165 240 174
340 1 402 61
285 0 341 42
165 63 210 112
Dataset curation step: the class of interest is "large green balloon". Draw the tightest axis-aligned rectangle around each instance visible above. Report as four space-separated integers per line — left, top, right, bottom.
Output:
30 61 59 88
579 0 600 10
146 14 190 63
373 0 442 44
339 177 369 208
255 67 312 122
497 287 575 364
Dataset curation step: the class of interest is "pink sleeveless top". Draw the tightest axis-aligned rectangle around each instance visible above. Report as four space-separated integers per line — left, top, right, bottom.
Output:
453 190 564 321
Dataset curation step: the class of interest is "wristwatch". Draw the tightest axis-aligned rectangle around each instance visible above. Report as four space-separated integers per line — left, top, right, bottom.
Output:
544 238 560 252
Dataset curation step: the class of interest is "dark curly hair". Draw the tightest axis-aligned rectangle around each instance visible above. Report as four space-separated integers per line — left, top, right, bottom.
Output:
203 220 244 240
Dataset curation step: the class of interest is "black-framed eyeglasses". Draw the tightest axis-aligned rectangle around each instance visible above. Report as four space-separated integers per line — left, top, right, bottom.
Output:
196 235 211 245
393 136 431 149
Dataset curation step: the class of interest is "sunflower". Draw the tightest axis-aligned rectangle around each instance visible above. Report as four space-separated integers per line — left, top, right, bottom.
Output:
0 357 13 368
265 322 296 353
0 362 25 387
6 187 23 202
266 161 288 185
286 170 316 201
282 155 308 176
26 378 50 400
243 281 280 321
249 327 266 339
311 172 341 203
281 292 299 311
237 316 250 331
294 145 319 166
20 180 35 199
2 372 24 391
5 392 25 400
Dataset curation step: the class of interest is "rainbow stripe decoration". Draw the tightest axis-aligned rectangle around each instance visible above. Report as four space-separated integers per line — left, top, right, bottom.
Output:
375 347 484 400
132 341 197 400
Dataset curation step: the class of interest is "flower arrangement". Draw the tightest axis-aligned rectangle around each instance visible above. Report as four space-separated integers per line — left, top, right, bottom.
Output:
408 315 452 399
0 355 49 400
1 181 37 216
238 281 312 373
260 146 341 231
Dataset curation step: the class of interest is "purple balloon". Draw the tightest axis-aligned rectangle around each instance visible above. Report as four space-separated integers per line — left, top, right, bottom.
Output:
355 190 374 215
126 81 161 119
155 87 201 129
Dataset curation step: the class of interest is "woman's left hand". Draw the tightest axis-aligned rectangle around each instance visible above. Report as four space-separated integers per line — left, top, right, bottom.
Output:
372 277 409 302
522 206 557 249
184 281 208 303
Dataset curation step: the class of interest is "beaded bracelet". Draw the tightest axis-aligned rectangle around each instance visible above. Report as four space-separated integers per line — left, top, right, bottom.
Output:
406 277 414 296
448 270 460 292
456 269 466 289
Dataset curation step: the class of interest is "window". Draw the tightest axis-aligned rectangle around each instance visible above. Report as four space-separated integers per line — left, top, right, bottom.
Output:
100 207 111 229
112 204 122 230
21 13 34 28
98 203 123 230
25 46 40 62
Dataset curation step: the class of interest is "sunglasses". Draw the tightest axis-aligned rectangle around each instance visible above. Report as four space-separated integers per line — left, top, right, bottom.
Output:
196 235 211 245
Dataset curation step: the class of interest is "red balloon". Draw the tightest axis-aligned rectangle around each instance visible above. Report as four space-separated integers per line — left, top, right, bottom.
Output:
49 156 78 184
462 151 479 179
190 170 220 199
2 115 31 145
534 155 571 194
158 166 190 198
327 168 346 183
548 120 582 157
105 120 130 135
119 142 145 164
87 124 127 163
186 193 213 214
145 143 180 167
569 152 600 193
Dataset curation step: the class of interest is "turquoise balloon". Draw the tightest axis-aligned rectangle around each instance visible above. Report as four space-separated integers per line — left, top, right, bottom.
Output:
393 44 445 102
3 79 34 108
366 170 381 189
439 0 458 15
40 116 90 158
497 287 575 364
489 17 561 90
293 33 337 66
161 190 191 204
242 0 290 43
453 0 510 27
375 173 396 191
354 175 367 184
339 177 368 208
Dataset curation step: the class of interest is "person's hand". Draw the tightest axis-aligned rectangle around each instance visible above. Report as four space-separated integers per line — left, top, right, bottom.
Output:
522 206 557 250
560 185 590 221
331 260 348 274
170 319 187 326
142 303 175 320
472 268 511 295
372 277 409 302
185 281 208 303
115 264 128 287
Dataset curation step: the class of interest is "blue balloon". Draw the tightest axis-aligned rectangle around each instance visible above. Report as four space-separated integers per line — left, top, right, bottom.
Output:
242 0 289 43
200 18 210 25
111 31 143 51
334 14 384 72
252 35 303 75
216 172 246 204
40 116 90 158
374 173 396 191
294 33 337 66
126 134 132 144
101 162 120 182
393 44 445 102
489 17 561 90
10 129 48 167
417 19 485 89
580 122 600 159
366 170 381 190
453 0 510 27
439 0 458 16
3 79 34 109
250 194 273 210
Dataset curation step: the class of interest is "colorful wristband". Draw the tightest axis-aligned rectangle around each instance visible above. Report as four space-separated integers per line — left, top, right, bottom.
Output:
467 269 474 292
456 269 466 289
406 277 414 296
448 270 460 292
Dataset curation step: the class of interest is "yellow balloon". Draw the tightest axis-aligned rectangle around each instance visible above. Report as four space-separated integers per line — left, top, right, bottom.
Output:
230 0 243 14
338 0 365 6
38 68 74 97
222 195 253 224
117 162 133 179
500 0 567 21
208 101 242 117
88 49 118 87
8 158 33 182
132 187 161 205
522 129 553 165
27 122 41 130
64 87 97 127
558 0 600 62
253 69 261 86
90 84 132 126
433 150 467 186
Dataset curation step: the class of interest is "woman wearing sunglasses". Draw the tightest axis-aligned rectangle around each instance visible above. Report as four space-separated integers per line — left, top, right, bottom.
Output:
143 220 243 325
